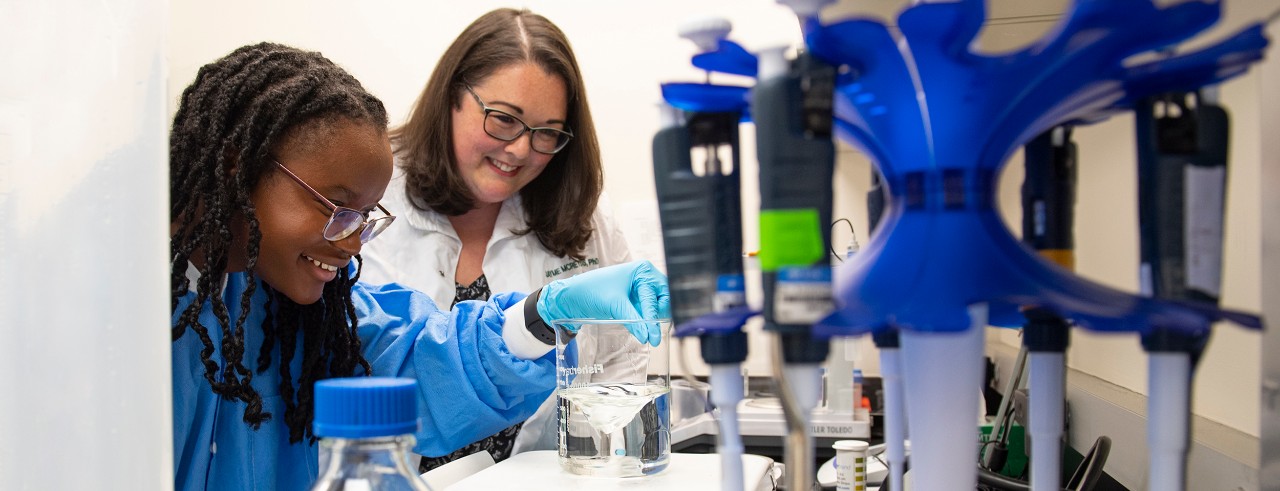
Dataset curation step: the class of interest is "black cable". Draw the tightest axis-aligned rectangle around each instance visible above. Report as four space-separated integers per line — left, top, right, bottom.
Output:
1066 436 1111 491
996 398 1017 445
988 442 1010 474
870 452 888 470
830 217 856 262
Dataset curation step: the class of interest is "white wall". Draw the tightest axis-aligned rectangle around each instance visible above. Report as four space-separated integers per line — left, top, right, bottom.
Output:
2 1 173 489
170 0 1272 449
1257 16 1280 488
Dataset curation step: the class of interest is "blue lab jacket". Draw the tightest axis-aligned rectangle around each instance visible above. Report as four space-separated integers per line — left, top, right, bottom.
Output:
172 271 556 491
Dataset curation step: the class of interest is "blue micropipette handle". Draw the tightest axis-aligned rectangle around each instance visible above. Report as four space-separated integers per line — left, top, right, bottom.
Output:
754 50 835 363
1135 91 1230 355
653 110 746 328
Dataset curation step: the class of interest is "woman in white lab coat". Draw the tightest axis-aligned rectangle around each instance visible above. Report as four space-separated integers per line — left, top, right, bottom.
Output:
358 8 633 471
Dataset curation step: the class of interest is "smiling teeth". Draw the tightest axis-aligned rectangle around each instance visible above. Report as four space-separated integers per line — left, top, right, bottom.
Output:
492 160 517 173
305 255 339 272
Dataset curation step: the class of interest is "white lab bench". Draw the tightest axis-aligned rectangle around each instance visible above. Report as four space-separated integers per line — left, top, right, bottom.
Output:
444 451 776 490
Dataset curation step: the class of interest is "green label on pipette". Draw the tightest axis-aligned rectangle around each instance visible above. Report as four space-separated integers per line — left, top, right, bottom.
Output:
758 209 824 271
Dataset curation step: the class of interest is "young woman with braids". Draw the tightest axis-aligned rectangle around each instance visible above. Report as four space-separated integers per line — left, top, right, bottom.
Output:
169 42 668 491
358 8 635 471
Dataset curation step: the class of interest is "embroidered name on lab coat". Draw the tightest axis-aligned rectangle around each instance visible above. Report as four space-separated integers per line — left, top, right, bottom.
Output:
545 257 600 278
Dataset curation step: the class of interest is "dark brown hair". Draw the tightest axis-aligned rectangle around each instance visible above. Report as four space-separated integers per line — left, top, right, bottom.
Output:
169 42 386 442
392 8 602 259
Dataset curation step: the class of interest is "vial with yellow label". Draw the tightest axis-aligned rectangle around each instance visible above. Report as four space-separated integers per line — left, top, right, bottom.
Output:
833 440 870 491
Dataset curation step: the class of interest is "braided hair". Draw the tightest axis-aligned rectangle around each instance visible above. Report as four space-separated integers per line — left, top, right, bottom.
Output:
169 42 388 442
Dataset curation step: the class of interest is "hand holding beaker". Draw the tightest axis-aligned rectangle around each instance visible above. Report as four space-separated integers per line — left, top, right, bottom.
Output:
554 319 672 477
538 261 671 346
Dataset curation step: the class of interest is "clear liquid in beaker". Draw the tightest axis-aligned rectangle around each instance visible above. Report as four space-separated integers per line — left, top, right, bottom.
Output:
557 382 671 477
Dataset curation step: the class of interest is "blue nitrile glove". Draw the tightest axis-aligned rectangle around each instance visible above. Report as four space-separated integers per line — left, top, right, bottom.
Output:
537 260 672 346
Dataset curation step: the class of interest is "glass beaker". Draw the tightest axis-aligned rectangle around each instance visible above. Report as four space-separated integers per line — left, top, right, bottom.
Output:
554 319 672 477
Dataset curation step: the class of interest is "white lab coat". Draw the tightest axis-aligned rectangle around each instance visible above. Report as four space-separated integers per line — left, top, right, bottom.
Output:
360 167 633 454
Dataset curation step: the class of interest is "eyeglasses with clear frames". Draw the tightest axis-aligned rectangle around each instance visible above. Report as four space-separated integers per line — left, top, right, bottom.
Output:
464 83 574 154
271 159 396 244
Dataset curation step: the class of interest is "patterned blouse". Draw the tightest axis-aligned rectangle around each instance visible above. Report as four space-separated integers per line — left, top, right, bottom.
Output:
418 274 523 473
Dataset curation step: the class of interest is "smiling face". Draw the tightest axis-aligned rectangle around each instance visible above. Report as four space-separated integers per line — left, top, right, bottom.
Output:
249 118 393 304
451 62 568 210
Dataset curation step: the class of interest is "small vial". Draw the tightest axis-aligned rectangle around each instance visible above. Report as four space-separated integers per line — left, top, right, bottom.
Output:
833 440 870 491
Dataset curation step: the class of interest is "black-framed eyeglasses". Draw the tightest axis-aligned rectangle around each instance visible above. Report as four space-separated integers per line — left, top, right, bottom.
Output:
464 83 574 154
271 159 396 244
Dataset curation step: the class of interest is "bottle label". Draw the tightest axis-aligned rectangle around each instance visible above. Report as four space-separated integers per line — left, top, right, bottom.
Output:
1184 164 1224 297
774 267 833 324
714 274 747 311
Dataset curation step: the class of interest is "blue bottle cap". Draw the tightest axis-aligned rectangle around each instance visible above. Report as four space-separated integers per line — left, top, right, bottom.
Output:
313 377 419 439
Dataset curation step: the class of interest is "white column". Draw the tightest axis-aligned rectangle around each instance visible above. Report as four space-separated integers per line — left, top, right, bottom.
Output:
1028 352 1065 491
879 346 906 491
1147 353 1191 491
0 1 171 489
899 304 987 490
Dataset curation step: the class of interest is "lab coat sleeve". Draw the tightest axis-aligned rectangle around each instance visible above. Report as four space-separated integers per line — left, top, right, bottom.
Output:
351 282 556 457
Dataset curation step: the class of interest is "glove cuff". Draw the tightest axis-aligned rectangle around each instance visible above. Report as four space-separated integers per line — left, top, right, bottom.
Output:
525 288 572 345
